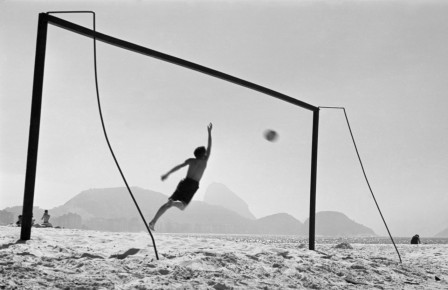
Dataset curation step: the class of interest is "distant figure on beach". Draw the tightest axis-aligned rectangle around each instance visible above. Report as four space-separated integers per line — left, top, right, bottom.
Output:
41 210 52 227
16 215 22 226
411 234 421 244
148 123 213 231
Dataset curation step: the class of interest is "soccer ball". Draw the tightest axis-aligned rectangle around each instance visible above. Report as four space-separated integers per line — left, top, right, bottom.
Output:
264 130 278 142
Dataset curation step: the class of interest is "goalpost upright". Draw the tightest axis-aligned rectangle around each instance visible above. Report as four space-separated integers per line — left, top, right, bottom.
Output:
21 14 48 241
21 12 320 250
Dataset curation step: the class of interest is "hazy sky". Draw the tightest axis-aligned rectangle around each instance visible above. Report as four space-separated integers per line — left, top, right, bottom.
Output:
1 0 447 237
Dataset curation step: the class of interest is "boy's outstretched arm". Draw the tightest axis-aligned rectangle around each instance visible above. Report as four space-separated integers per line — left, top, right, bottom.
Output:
206 123 213 159
161 160 189 181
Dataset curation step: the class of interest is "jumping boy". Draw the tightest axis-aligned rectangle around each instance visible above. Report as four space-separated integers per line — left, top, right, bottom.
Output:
148 123 213 231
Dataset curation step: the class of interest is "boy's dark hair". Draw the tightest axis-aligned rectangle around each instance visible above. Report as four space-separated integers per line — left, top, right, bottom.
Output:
194 146 206 158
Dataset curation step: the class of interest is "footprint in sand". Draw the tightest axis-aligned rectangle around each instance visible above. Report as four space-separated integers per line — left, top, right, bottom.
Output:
110 248 140 259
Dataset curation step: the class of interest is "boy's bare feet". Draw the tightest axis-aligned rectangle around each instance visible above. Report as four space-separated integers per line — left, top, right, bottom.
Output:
148 222 155 231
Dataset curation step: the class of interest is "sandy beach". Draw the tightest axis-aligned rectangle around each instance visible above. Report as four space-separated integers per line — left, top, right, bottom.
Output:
1 226 447 289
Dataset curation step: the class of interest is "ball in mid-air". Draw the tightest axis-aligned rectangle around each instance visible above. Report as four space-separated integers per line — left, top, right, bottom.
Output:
264 129 278 142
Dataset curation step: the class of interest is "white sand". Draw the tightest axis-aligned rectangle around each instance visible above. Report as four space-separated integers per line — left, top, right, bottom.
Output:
1 226 447 289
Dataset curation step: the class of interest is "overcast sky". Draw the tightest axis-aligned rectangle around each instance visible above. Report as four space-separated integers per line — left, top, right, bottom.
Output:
1 0 447 237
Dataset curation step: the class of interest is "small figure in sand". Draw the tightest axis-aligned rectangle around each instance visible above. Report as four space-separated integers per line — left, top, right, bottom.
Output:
16 215 22 226
411 234 421 245
148 123 213 231
41 210 52 227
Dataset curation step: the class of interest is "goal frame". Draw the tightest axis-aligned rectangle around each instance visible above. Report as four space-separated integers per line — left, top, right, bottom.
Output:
21 13 320 250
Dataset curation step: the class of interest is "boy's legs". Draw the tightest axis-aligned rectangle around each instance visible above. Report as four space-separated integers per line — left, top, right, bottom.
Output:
171 200 187 210
148 199 186 231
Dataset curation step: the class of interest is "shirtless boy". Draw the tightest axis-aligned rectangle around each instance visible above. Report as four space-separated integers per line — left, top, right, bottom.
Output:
148 123 212 231
41 210 50 224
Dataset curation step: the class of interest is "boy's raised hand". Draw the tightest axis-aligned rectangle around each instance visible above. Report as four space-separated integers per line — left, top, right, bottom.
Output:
208 123 213 132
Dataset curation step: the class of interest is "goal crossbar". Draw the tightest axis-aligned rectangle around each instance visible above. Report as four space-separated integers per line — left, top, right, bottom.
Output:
47 13 317 111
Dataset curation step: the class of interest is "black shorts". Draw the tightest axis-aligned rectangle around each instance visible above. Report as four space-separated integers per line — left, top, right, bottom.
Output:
169 178 199 205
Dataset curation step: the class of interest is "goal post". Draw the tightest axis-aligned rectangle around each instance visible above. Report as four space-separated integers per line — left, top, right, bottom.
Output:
21 14 48 241
21 12 320 250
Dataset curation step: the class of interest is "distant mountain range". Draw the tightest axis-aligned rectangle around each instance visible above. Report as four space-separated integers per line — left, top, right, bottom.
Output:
1 183 378 236
203 183 256 220
435 227 448 238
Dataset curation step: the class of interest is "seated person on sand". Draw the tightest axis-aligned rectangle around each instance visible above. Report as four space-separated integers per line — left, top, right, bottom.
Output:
40 210 53 227
16 214 36 227
148 123 212 231
411 234 421 244
16 215 22 226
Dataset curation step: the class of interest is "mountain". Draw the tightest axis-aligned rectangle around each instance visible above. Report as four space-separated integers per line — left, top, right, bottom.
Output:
48 187 259 233
50 187 168 220
1 206 46 224
49 187 172 232
0 210 15 225
203 183 256 220
435 227 448 238
2 187 376 236
255 213 304 235
303 211 376 237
